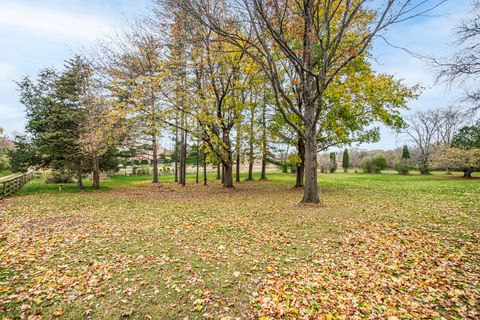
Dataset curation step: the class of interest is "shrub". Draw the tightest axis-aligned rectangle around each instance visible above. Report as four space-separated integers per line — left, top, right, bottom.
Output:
137 165 151 176
42 170 74 184
361 156 387 174
0 155 10 171
395 159 410 175
329 152 337 173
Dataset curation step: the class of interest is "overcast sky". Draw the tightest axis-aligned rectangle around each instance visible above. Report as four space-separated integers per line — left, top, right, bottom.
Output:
0 0 473 150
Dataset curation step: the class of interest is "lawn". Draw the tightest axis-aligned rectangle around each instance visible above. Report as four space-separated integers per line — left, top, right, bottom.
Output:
1 172 479 319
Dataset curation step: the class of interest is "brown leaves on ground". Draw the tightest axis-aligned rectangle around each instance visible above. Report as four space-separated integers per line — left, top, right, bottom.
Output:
253 223 480 319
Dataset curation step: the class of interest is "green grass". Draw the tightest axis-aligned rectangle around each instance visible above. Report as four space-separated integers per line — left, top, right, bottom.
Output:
0 170 11 177
1 171 479 319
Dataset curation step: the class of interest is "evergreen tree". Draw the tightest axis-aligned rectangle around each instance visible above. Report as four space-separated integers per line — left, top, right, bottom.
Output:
402 145 411 160
342 149 350 173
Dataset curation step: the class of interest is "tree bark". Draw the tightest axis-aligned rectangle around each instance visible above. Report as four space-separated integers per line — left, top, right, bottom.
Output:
295 136 305 188
236 152 241 182
260 98 268 180
247 161 254 181
76 161 83 189
300 3 319 204
174 123 179 183
92 154 100 190
301 133 319 203
223 162 234 188
152 135 159 183
203 146 207 185
217 161 221 179
196 141 199 184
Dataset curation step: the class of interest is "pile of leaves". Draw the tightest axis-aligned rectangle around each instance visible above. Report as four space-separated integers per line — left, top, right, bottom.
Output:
253 223 480 319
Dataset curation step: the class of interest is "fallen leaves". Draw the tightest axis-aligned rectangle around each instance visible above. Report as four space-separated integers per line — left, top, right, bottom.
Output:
0 173 479 318
253 223 480 319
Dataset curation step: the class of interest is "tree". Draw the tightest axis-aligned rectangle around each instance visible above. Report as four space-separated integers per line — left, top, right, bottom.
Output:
402 145 410 160
437 1 480 110
171 0 435 203
433 146 480 178
403 109 443 174
17 61 87 187
329 152 337 173
342 149 350 173
8 135 37 173
452 122 480 149
99 24 167 184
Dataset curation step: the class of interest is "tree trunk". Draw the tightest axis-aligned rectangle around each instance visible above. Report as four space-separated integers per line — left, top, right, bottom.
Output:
92 154 100 190
196 141 199 184
236 152 241 182
216 161 221 180
174 124 179 183
260 100 268 180
223 163 234 188
260 156 267 180
221 165 225 184
203 146 207 186
76 160 83 189
301 134 319 203
152 135 159 183
247 161 253 181
464 168 473 178
181 130 187 186
295 136 305 188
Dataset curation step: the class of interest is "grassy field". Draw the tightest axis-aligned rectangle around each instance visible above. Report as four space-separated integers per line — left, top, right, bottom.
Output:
1 172 479 319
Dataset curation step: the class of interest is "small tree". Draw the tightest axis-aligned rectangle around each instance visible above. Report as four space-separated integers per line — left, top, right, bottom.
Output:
402 145 411 160
342 149 349 173
329 152 337 173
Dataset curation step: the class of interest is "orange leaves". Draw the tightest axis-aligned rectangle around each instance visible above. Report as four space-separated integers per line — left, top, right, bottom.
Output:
252 223 480 319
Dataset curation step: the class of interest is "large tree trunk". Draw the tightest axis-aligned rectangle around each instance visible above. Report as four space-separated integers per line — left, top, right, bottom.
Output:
92 154 100 190
152 135 159 183
223 162 234 188
301 133 319 203
300 4 319 204
216 161 221 179
295 136 305 188
76 160 83 189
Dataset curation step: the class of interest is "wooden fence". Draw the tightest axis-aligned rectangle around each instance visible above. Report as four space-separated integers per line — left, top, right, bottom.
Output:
0 170 34 200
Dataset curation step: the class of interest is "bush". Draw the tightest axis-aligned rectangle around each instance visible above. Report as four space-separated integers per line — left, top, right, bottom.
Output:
361 156 387 174
0 155 10 171
42 170 74 184
395 159 410 175
137 165 151 176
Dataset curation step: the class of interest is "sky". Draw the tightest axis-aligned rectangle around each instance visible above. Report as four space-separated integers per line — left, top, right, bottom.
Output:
0 0 473 150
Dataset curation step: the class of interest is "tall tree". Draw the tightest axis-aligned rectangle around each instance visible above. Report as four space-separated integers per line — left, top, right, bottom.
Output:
171 0 437 203
342 149 349 173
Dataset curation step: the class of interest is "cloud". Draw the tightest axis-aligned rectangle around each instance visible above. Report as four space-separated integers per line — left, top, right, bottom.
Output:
0 1 115 42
